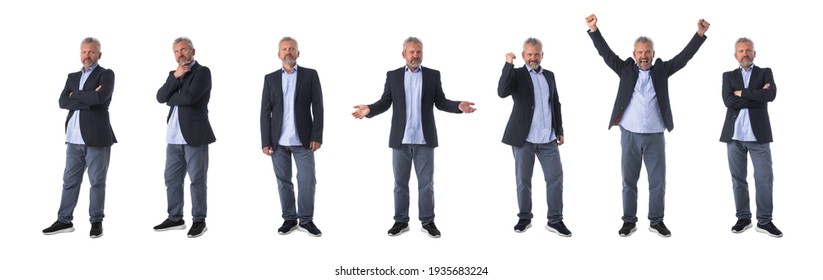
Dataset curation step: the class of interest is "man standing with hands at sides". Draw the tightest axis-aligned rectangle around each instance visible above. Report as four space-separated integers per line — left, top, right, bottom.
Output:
154 37 216 238
43 37 115 238
721 38 781 237
585 14 709 238
352 37 476 238
261 37 324 237
498 38 570 237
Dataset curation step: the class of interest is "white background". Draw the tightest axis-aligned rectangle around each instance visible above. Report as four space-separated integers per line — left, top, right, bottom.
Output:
1 0 818 279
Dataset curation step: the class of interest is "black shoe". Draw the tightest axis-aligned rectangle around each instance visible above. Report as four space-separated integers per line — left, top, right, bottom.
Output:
649 222 671 237
514 219 531 233
153 219 186 231
43 221 74 235
278 220 298 235
618 222 636 237
421 222 441 238
731 219 752 234
298 221 322 237
755 222 783 238
387 222 409 236
90 222 103 238
187 221 207 238
545 221 572 237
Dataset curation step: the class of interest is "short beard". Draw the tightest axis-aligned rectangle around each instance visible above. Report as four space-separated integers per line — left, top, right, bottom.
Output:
283 58 297 67
739 59 753 68
527 61 540 70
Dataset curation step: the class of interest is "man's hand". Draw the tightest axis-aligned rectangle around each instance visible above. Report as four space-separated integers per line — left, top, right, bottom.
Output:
585 14 598 32
505 52 516 64
262 146 274 156
763 83 771 90
352 105 370 119
557 135 565 145
174 63 191 79
309 141 321 152
459 101 476 113
697 19 710 37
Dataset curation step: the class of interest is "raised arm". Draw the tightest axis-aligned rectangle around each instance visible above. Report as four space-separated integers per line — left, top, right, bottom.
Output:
585 14 626 75
498 53 517 98
665 19 709 75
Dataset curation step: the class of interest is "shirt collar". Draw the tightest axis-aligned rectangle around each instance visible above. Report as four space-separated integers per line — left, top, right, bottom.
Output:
525 64 542 74
282 64 299 74
405 65 421 73
739 64 754 73
81 63 98 73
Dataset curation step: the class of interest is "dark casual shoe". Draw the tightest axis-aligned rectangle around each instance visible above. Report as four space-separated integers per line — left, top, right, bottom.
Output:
618 222 636 237
278 220 299 235
298 221 322 237
387 222 409 236
421 222 441 238
649 222 672 237
514 219 531 233
187 221 207 238
153 219 186 231
731 219 752 234
90 222 103 238
545 221 572 237
43 221 74 235
755 222 783 238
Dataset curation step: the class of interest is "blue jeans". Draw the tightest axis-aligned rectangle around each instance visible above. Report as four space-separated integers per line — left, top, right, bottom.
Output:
164 144 209 222
620 128 666 224
512 141 564 223
392 144 435 224
57 144 111 223
727 141 774 224
271 145 316 223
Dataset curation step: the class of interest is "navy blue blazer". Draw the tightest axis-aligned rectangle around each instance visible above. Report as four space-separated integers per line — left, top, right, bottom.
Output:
260 66 324 149
588 29 706 131
719 66 776 143
497 63 564 147
156 61 216 146
58 65 117 147
366 66 462 148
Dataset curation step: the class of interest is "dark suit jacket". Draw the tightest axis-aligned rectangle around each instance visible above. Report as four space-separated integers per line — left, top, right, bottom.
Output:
156 61 216 146
260 66 324 149
58 65 117 147
497 63 564 147
367 66 462 148
588 29 706 131
719 66 776 143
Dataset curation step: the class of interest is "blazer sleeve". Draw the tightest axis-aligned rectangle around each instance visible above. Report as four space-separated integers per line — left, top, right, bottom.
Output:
664 33 707 76
366 71 394 118
59 74 90 111
69 69 115 106
722 71 764 110
260 75 273 148
741 68 776 103
433 70 461 114
498 62 517 98
165 67 212 106
548 71 564 136
587 29 627 75
310 70 324 143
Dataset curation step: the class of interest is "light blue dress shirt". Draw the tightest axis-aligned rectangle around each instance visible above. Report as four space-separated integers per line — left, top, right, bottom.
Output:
732 66 757 141
619 69 666 133
278 65 302 146
66 64 97 145
401 66 426 145
166 60 195 145
525 65 556 144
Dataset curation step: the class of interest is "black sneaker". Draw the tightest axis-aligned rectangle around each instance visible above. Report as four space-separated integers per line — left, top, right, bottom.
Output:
755 222 783 238
731 219 752 234
545 221 572 237
43 221 74 235
514 219 531 233
187 221 207 238
618 222 636 237
153 219 186 231
649 222 671 237
298 221 322 237
90 222 103 238
421 222 441 238
278 220 298 235
387 222 409 236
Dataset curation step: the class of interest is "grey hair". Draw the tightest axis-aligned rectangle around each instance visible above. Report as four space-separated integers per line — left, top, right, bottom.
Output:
174 37 194 49
634 36 654 50
736 37 754 50
403 37 423 51
81 37 101 51
279 36 299 50
522 37 543 51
